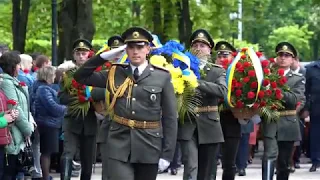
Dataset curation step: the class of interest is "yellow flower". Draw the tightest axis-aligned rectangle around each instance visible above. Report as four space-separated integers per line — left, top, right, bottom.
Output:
172 77 185 94
150 55 168 67
182 70 199 88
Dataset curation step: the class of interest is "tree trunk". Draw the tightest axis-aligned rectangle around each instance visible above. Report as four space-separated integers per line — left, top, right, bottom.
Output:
162 0 174 42
176 1 185 44
152 0 162 41
181 0 193 48
11 0 30 53
132 0 141 26
58 0 95 62
313 31 320 60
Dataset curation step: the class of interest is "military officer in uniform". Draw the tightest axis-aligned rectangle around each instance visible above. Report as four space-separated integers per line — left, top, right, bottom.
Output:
73 27 178 180
177 29 226 180
262 42 305 180
96 35 125 180
59 39 98 180
211 41 241 180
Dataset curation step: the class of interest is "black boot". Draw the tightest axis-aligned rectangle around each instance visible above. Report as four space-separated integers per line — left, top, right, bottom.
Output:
222 166 236 180
60 158 73 180
262 160 275 180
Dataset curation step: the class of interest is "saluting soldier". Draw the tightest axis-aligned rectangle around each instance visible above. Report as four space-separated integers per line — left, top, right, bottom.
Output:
178 29 226 180
59 39 98 180
73 27 178 180
211 41 241 180
95 35 125 180
262 42 305 180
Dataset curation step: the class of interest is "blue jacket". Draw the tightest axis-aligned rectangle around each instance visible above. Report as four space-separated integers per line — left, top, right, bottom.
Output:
33 81 66 128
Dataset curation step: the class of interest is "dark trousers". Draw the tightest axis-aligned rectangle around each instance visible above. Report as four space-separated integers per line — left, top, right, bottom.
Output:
198 143 219 180
0 146 4 179
221 137 240 180
2 154 19 180
169 142 181 169
107 158 158 180
62 130 96 179
294 120 304 163
236 133 250 169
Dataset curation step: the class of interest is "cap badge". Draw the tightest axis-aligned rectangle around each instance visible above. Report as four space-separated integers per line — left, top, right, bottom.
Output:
79 42 84 47
114 39 119 45
282 45 288 50
221 44 226 49
132 31 139 38
198 32 204 38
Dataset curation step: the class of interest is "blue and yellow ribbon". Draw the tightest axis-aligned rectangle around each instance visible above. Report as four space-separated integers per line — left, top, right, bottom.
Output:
225 47 264 107
85 86 93 100
172 49 190 69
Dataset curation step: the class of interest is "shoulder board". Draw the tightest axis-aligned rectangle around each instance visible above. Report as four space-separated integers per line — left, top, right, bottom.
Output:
292 72 303 77
111 63 129 67
211 63 223 68
151 64 169 72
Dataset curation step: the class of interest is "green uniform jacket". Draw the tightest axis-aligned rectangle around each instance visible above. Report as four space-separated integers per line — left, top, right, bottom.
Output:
73 55 178 163
178 65 226 144
263 70 305 141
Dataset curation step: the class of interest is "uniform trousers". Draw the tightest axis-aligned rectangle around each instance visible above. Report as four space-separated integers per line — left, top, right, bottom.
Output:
180 135 219 180
107 158 158 180
62 130 96 179
263 136 294 179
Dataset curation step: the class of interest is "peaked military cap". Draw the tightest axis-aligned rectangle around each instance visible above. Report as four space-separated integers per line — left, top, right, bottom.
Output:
275 42 297 57
108 35 125 49
190 29 214 48
73 38 92 51
215 41 236 55
122 27 153 44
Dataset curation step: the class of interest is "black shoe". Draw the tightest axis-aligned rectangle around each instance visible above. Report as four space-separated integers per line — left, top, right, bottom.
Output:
309 164 318 172
170 168 178 175
60 158 73 180
276 171 289 180
262 160 275 180
248 159 253 164
294 163 300 169
238 169 246 176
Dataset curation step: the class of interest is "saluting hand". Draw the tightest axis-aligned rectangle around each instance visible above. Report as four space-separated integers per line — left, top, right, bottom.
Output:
100 44 127 60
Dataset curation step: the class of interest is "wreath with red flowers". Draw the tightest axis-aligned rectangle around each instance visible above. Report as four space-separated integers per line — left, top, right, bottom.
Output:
61 61 112 118
221 48 290 122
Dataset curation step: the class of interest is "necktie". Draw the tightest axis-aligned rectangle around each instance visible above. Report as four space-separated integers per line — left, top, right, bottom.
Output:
134 67 139 80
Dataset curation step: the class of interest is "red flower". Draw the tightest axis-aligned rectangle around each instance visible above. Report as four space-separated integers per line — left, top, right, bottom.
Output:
243 62 251 68
236 101 244 108
33 67 39 72
71 79 79 88
262 79 270 86
258 91 265 99
236 62 242 68
89 97 94 102
78 95 86 103
95 66 102 72
278 77 288 86
243 77 250 83
248 70 256 77
250 81 258 89
105 62 112 68
253 103 260 109
265 90 272 96
221 59 230 66
241 55 246 59
241 48 248 52
247 92 255 99
261 60 269 68
263 68 270 75
256 51 263 58
19 82 26 86
275 89 282 95
260 101 266 107
88 50 95 58
276 93 283 100
236 82 243 88
7 99 17 106
271 105 278 110
23 69 29 74
236 66 244 73
232 79 237 87
278 69 285 76
269 58 275 63
236 62 244 72
271 82 277 88
235 89 242 97
232 52 238 57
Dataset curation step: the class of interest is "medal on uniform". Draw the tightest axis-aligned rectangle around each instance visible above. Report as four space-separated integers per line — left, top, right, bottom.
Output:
150 94 157 102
